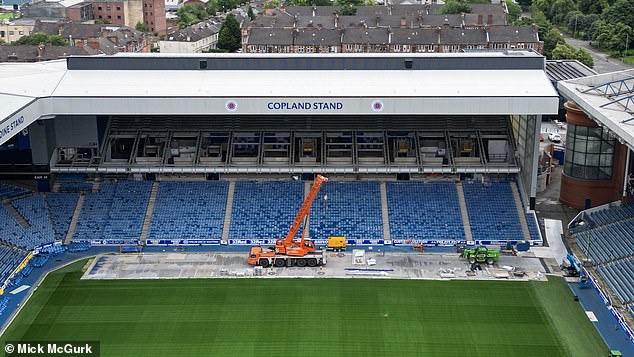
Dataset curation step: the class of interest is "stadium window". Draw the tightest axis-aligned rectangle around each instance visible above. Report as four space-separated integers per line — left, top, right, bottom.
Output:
106 5 110 10
8 31 14 35
98 15 102 18
108 15 112 19
98 6 102 10
19 31 23 35
116 6 121 10
564 124 615 180
117 15 121 19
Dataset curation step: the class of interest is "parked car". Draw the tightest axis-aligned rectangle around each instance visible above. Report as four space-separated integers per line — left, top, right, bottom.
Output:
548 133 562 143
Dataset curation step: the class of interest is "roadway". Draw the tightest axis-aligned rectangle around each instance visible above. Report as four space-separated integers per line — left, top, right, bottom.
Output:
562 34 634 73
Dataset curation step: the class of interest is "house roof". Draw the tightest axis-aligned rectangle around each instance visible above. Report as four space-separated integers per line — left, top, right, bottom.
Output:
294 28 340 46
0 44 96 62
342 28 389 45
487 26 539 43
390 28 438 45
247 28 294 45
295 15 335 29
165 20 220 43
439 28 487 45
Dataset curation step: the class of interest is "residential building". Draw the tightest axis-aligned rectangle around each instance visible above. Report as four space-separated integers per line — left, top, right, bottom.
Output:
22 0 92 21
158 19 219 52
0 44 97 61
0 18 35 43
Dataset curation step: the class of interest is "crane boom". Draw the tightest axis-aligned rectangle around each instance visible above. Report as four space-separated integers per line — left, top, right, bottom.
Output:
283 175 328 244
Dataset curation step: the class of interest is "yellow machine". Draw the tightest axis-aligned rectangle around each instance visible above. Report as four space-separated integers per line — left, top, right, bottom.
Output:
327 236 346 251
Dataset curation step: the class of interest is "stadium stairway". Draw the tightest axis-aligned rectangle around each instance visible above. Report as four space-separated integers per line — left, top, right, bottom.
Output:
64 193 86 245
139 181 160 243
3 202 29 228
510 183 531 241
455 182 473 242
221 180 236 241
379 182 391 241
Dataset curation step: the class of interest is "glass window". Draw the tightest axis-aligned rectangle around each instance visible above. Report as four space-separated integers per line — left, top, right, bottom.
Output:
564 123 615 180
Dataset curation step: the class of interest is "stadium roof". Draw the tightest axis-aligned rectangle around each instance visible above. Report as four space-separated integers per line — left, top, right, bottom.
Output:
0 52 558 146
558 69 634 150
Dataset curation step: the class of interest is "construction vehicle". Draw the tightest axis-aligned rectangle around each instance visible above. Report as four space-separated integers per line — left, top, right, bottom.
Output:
562 254 592 288
247 175 328 268
461 246 499 265
327 236 346 251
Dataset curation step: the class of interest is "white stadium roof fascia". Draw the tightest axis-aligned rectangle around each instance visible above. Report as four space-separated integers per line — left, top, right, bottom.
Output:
558 69 634 150
0 54 559 146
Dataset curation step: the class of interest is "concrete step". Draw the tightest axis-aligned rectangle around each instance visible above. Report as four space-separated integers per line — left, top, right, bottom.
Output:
64 193 86 245
4 202 30 228
379 181 391 241
92 181 100 193
139 181 160 243
511 183 531 241
456 182 473 242
221 180 236 241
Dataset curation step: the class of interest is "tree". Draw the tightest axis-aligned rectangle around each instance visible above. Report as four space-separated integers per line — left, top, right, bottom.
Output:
505 0 522 23
439 1 471 14
551 43 594 67
13 33 67 46
217 14 241 52
135 21 149 32
542 27 565 57
549 0 576 25
578 0 608 14
603 0 634 31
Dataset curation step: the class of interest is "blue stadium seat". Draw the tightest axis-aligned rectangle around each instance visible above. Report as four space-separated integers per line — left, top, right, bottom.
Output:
0 183 29 200
0 244 29 284
230 181 303 239
149 181 229 240
463 181 523 241
310 181 383 240
46 193 79 241
387 181 464 241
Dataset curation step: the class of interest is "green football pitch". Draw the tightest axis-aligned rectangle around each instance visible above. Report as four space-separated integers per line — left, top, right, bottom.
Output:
1 259 607 357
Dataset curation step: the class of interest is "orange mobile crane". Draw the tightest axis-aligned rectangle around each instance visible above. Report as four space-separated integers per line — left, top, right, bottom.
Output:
247 175 328 268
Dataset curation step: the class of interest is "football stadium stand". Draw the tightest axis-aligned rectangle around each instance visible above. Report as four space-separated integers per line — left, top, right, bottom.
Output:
572 203 634 317
309 181 383 240
463 181 524 241
11 196 55 248
0 183 29 201
73 183 116 241
230 181 303 239
45 193 80 241
149 181 229 240
0 244 28 285
103 181 152 240
387 181 464 241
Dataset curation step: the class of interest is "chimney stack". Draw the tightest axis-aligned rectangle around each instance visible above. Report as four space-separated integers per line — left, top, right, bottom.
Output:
400 16 406 28
487 14 493 25
477 14 483 25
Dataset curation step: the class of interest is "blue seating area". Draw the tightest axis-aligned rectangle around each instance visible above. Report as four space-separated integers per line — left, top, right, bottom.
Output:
0 183 29 200
9 196 56 249
597 259 634 305
526 212 541 241
463 181 523 241
387 181 464 241
0 244 28 284
69 241 91 252
73 183 116 241
46 193 79 241
309 181 383 240
0 205 25 247
575 218 634 265
586 203 634 226
230 181 303 239
149 181 229 240
103 181 152 240
55 174 92 192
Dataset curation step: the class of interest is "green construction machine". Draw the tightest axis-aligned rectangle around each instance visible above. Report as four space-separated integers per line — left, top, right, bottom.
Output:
461 246 500 265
